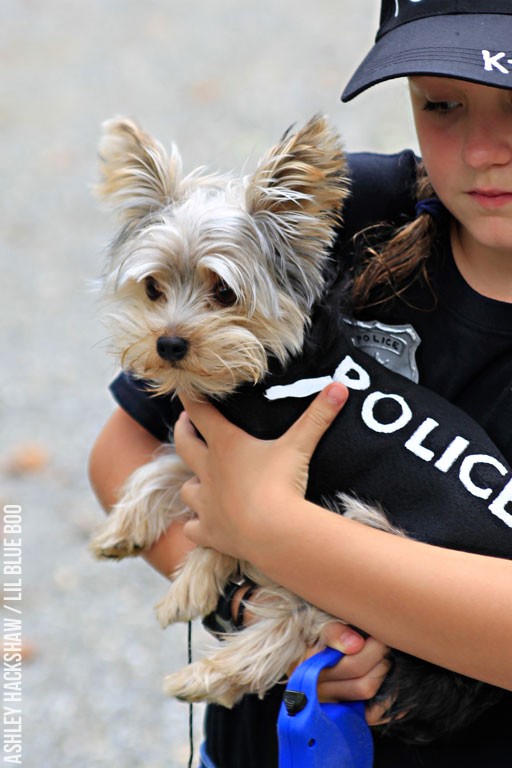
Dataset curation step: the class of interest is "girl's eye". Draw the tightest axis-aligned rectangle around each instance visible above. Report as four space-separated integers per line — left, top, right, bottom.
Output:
213 279 237 307
144 276 165 302
422 99 460 114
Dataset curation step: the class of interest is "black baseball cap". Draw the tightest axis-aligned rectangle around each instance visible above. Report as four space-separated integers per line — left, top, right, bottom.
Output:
342 0 512 101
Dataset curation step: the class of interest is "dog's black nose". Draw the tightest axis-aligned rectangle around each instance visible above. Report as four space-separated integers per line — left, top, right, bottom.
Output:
156 336 189 362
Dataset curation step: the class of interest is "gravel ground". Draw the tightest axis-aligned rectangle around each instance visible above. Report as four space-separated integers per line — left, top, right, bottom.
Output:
0 2 419 766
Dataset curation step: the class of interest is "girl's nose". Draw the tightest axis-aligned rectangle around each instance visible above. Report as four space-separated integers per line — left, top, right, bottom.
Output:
462 117 512 170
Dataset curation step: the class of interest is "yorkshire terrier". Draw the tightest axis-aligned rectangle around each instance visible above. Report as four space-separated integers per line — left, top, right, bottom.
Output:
91 115 503 744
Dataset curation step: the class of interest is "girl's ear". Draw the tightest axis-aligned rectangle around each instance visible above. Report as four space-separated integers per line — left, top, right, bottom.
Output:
96 117 184 226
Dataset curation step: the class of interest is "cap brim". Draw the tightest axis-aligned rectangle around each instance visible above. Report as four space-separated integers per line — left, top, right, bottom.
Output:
342 14 512 102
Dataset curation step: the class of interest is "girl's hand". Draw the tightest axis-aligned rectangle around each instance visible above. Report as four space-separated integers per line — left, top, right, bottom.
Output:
285 623 390 723
318 622 391 725
175 382 349 560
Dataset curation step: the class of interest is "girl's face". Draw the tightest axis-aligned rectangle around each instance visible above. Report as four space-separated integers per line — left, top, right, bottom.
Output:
409 76 512 259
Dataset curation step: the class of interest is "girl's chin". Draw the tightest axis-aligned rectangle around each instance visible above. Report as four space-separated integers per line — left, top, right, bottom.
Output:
456 216 512 254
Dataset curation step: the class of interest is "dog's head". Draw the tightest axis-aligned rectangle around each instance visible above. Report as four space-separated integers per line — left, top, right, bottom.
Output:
96 115 348 398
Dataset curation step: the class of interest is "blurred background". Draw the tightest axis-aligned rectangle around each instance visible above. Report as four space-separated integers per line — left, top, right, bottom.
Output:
0 1 419 765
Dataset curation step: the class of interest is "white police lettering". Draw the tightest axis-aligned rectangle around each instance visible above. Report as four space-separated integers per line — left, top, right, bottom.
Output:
405 417 438 461
434 436 470 473
333 355 371 391
264 355 369 401
264 354 512 527
489 480 512 527
264 375 333 401
361 392 413 434
459 455 508 500
482 50 512 75
394 0 425 19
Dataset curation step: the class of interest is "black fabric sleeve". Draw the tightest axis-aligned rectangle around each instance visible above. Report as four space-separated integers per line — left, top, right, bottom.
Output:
109 372 178 444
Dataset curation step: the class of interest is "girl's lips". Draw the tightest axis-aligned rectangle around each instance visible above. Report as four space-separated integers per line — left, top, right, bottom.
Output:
468 189 512 209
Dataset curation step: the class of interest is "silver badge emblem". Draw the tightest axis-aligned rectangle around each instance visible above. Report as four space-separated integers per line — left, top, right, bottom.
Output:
342 317 421 383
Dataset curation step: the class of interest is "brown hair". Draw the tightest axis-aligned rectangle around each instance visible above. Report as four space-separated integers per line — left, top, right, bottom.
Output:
351 163 443 311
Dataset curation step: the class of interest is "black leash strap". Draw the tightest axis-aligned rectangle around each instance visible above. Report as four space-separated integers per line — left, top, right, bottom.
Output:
187 620 194 768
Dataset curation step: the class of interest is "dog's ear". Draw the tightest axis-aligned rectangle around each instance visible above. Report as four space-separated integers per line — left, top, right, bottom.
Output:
247 114 348 225
96 117 184 225
246 115 349 305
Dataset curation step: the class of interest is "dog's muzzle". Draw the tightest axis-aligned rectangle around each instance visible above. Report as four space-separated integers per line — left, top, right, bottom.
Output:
157 335 190 362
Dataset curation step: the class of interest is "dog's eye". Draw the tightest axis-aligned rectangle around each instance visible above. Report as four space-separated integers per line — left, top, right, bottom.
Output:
213 280 237 307
144 276 165 302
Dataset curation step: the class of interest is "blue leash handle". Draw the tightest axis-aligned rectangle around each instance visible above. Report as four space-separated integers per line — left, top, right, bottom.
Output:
277 647 374 768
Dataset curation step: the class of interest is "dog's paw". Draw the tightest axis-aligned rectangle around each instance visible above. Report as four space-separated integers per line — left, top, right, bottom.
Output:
154 595 192 627
155 580 219 627
163 664 242 708
154 591 204 627
89 535 145 560
89 504 159 560
89 520 150 560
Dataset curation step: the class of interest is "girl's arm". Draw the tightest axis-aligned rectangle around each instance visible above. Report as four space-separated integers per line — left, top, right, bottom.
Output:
88 406 195 574
176 384 512 691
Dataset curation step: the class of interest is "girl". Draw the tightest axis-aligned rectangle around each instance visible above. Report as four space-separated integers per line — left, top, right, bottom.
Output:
90 1 512 766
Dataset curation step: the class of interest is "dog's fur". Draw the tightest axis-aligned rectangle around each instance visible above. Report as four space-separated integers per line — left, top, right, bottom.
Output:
91 116 501 744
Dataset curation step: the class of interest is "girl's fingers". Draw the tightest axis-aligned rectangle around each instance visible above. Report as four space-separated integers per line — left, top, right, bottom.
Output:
321 622 366 654
318 657 391 703
283 383 349 456
178 393 239 444
322 636 390 681
317 630 391 703
173 411 208 474
176 384 350 551
181 476 204 542
179 383 348 459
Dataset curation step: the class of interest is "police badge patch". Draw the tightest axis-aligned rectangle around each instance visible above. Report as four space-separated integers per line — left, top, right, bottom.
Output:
342 316 421 383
